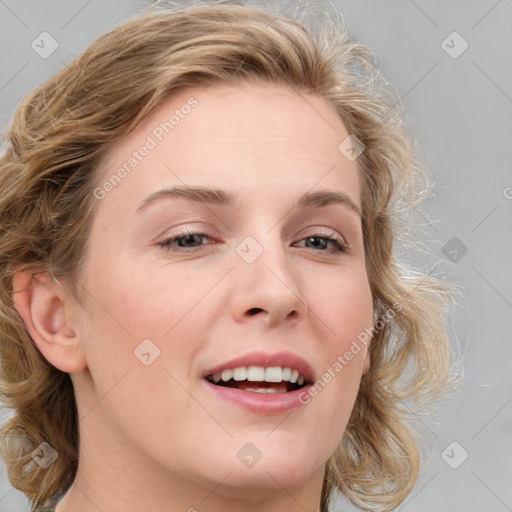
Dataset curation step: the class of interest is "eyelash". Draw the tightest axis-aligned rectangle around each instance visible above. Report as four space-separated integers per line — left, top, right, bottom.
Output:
157 228 348 254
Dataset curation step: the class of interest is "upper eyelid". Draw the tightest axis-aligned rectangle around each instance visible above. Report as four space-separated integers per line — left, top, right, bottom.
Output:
159 229 348 248
161 226 345 239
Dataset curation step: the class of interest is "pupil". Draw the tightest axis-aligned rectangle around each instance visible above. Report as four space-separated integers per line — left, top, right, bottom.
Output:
307 236 326 249
179 234 202 247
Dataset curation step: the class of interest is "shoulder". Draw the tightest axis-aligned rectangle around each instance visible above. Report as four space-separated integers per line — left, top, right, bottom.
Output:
34 486 68 511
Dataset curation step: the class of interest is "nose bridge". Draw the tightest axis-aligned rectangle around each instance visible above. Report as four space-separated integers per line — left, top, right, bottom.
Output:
231 231 306 325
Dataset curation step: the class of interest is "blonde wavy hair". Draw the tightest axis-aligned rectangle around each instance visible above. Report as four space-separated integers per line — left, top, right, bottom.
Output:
0 1 455 510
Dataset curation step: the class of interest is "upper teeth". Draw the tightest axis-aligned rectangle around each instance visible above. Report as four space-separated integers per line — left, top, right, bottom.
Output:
211 366 305 386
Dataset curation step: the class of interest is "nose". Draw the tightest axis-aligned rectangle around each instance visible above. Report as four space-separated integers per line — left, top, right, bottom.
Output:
229 236 307 328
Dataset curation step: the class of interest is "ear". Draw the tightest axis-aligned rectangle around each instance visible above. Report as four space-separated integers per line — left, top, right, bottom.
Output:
12 269 87 374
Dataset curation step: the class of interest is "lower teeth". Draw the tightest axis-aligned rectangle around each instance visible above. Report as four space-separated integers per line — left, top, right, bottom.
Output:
207 377 301 393
244 388 284 394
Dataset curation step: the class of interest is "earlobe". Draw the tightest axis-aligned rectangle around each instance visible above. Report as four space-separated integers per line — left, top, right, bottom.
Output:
12 269 87 374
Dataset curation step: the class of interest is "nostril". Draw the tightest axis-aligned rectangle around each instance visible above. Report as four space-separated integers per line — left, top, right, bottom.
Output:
248 307 264 315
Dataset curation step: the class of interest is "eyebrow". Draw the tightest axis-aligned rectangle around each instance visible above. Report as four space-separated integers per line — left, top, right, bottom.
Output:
135 186 362 218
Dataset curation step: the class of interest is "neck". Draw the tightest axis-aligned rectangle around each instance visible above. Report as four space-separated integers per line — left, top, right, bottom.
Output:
55 464 324 512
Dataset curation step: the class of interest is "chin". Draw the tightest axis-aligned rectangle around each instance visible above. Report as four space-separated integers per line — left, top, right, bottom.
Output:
204 458 322 502
202 434 326 492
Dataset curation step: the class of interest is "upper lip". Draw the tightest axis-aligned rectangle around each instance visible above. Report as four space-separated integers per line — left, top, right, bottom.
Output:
203 351 315 382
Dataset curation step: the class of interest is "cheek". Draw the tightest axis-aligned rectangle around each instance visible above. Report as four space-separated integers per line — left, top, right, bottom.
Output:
75 263 202 431
311 266 373 340
306 269 372 418
82 253 177 336
79 257 219 380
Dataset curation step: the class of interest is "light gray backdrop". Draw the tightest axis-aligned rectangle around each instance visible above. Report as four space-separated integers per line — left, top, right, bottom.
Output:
0 1 511 511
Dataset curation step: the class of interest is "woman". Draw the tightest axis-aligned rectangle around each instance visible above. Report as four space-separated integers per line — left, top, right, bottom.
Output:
0 2 454 511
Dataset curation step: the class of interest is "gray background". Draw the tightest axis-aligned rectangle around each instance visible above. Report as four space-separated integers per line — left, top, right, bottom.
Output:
0 1 510 511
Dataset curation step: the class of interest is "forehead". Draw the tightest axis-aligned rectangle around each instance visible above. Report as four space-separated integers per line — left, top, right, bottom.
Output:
95 81 361 212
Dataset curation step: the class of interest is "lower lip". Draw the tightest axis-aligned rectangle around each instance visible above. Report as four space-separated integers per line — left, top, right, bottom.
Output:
204 380 312 414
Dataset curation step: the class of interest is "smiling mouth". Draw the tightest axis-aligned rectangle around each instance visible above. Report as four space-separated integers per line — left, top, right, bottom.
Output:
205 365 308 393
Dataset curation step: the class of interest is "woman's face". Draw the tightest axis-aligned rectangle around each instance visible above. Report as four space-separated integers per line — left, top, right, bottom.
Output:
70 82 373 500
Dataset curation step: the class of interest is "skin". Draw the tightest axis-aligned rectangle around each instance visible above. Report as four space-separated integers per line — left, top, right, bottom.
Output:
14 82 373 512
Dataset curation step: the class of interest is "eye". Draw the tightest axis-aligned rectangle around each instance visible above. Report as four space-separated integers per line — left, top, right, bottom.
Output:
157 229 348 253
157 229 217 251
294 232 347 253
